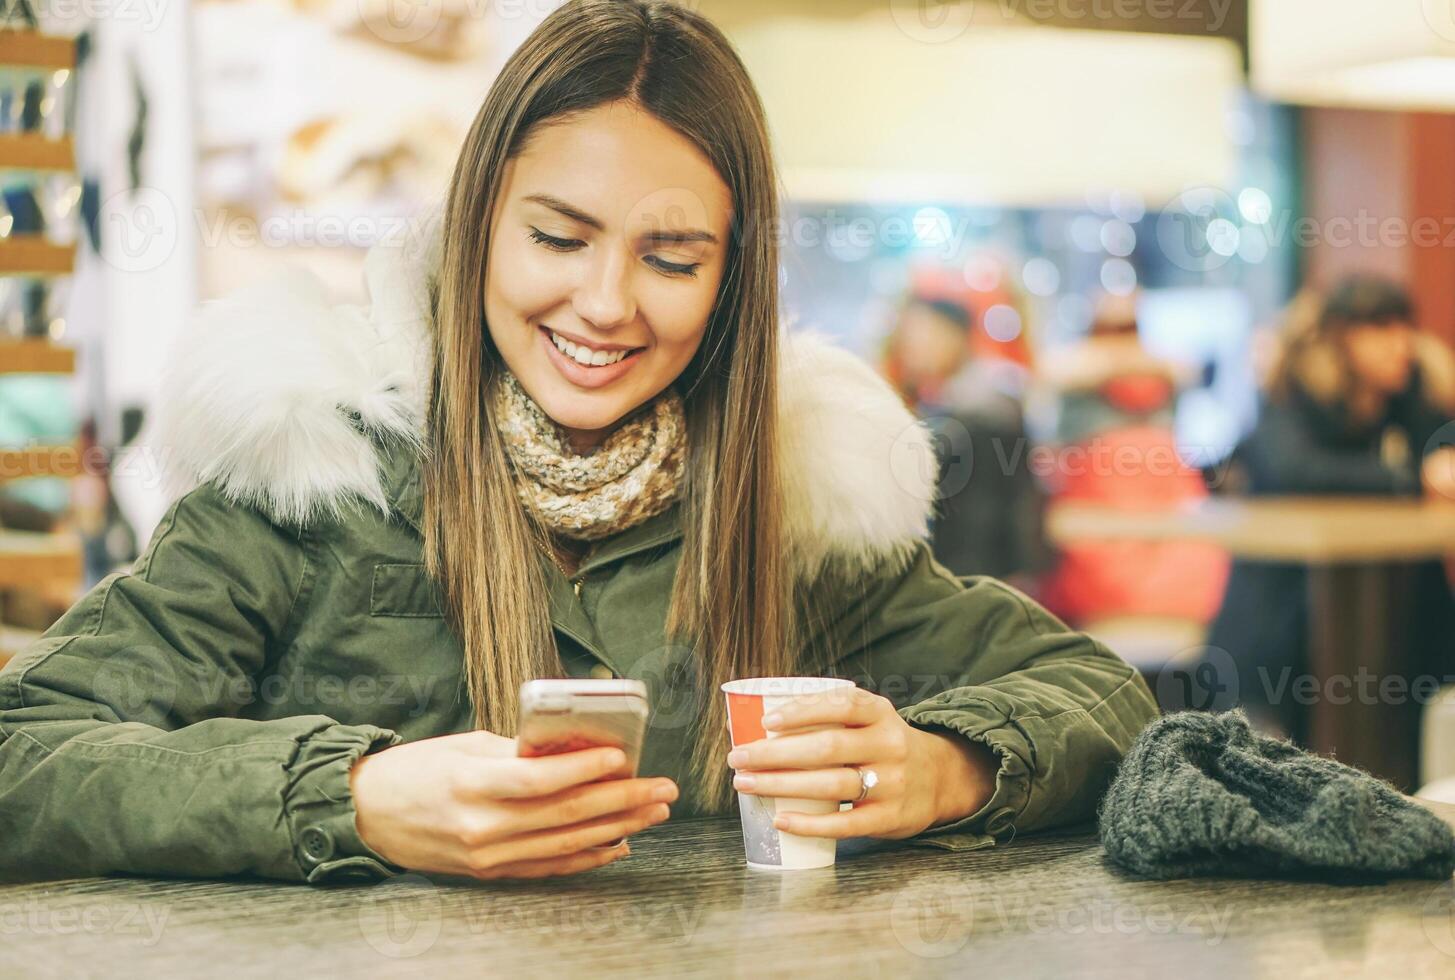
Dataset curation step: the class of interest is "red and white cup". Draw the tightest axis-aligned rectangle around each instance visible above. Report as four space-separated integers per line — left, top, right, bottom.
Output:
721 676 857 870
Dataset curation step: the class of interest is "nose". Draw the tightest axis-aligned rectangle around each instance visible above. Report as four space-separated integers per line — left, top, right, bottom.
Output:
572 245 637 332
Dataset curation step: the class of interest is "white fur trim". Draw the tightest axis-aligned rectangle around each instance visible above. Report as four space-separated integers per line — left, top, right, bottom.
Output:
152 204 933 569
778 329 935 574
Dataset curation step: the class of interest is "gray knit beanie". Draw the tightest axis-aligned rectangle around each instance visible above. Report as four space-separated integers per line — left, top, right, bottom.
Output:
1099 709 1455 881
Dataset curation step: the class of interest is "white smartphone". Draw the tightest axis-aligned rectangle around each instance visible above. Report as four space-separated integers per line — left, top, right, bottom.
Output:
516 678 650 777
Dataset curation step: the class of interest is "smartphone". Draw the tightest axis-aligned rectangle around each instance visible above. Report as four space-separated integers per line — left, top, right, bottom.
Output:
516 678 650 778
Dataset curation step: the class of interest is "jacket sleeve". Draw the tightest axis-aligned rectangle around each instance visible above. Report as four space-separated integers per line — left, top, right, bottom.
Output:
804 542 1160 851
0 483 404 884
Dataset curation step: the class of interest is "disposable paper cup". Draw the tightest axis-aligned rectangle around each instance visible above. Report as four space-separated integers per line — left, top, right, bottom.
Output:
722 676 857 871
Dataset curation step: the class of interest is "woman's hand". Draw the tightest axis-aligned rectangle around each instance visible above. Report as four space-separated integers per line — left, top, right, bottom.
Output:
726 687 999 840
349 730 677 880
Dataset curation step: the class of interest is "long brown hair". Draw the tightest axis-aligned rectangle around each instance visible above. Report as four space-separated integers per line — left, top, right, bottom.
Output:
420 0 789 812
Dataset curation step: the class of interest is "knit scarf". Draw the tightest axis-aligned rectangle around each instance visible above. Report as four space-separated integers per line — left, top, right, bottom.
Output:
492 370 688 541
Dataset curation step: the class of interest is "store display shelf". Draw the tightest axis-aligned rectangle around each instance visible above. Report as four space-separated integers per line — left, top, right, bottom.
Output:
0 236 76 277
0 133 75 173
0 338 75 373
0 530 83 589
0 30 76 71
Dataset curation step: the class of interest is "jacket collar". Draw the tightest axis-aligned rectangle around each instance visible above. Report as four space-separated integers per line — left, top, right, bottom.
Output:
151 199 936 578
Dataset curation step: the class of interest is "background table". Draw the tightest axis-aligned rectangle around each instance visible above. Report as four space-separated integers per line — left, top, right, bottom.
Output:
1048 497 1455 790
3 808 1454 978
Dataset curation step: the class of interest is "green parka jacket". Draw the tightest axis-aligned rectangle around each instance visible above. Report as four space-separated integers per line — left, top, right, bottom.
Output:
0 210 1159 885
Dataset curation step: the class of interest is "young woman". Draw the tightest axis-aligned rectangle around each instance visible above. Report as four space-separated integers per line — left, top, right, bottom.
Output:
1206 275 1455 739
0 0 1157 885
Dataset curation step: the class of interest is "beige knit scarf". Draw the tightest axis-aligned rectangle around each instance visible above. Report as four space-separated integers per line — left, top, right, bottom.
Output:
492 370 688 541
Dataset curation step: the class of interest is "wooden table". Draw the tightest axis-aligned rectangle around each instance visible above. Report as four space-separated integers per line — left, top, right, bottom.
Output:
1048 497 1455 790
2 808 1453 978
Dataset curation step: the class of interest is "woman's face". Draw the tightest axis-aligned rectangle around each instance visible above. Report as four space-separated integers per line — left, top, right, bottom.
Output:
483 101 733 452
893 304 967 388
1344 320 1415 396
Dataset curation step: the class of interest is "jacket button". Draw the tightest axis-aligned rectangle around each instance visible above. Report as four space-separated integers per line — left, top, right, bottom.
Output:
589 664 616 680
300 826 335 865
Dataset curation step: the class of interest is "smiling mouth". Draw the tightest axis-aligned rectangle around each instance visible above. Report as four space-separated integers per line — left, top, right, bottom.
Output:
542 326 646 367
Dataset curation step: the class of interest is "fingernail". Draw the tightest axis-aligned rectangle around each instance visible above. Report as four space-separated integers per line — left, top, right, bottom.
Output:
761 712 782 729
654 804 671 821
606 749 627 767
734 773 757 791
652 782 677 802
727 749 746 768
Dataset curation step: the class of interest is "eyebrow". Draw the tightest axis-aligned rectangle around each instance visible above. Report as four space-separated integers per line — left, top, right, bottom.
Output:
522 193 720 246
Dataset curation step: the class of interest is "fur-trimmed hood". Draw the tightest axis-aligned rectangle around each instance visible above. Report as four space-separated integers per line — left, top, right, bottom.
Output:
150 202 936 576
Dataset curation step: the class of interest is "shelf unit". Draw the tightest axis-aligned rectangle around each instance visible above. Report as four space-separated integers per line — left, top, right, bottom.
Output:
0 337 75 373
0 29 84 668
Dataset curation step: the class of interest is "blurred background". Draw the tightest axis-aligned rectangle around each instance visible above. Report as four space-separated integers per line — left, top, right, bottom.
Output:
2 0 1453 798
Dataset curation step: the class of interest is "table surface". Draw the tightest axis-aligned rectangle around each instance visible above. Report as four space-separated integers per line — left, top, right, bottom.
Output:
1047 496 1455 563
3 804 1454 979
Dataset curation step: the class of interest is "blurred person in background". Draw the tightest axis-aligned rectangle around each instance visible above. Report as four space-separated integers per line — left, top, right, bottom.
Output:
1037 293 1229 638
881 294 1050 590
1206 275 1455 741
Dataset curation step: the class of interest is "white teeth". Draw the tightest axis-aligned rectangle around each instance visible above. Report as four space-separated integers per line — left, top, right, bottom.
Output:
549 329 631 367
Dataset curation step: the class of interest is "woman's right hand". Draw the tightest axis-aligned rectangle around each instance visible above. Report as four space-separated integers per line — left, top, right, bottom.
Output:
348 730 677 880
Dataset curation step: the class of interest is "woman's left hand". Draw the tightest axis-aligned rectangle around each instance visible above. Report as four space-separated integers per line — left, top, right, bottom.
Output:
727 687 1000 840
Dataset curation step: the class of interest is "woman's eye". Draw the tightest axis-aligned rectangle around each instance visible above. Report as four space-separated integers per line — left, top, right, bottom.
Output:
646 256 701 279
528 228 583 251
530 227 699 278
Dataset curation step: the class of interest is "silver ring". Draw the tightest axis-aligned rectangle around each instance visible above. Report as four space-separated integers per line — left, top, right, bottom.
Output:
851 765 879 803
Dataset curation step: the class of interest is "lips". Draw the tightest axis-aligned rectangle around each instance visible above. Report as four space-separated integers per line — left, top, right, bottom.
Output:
537 326 645 389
